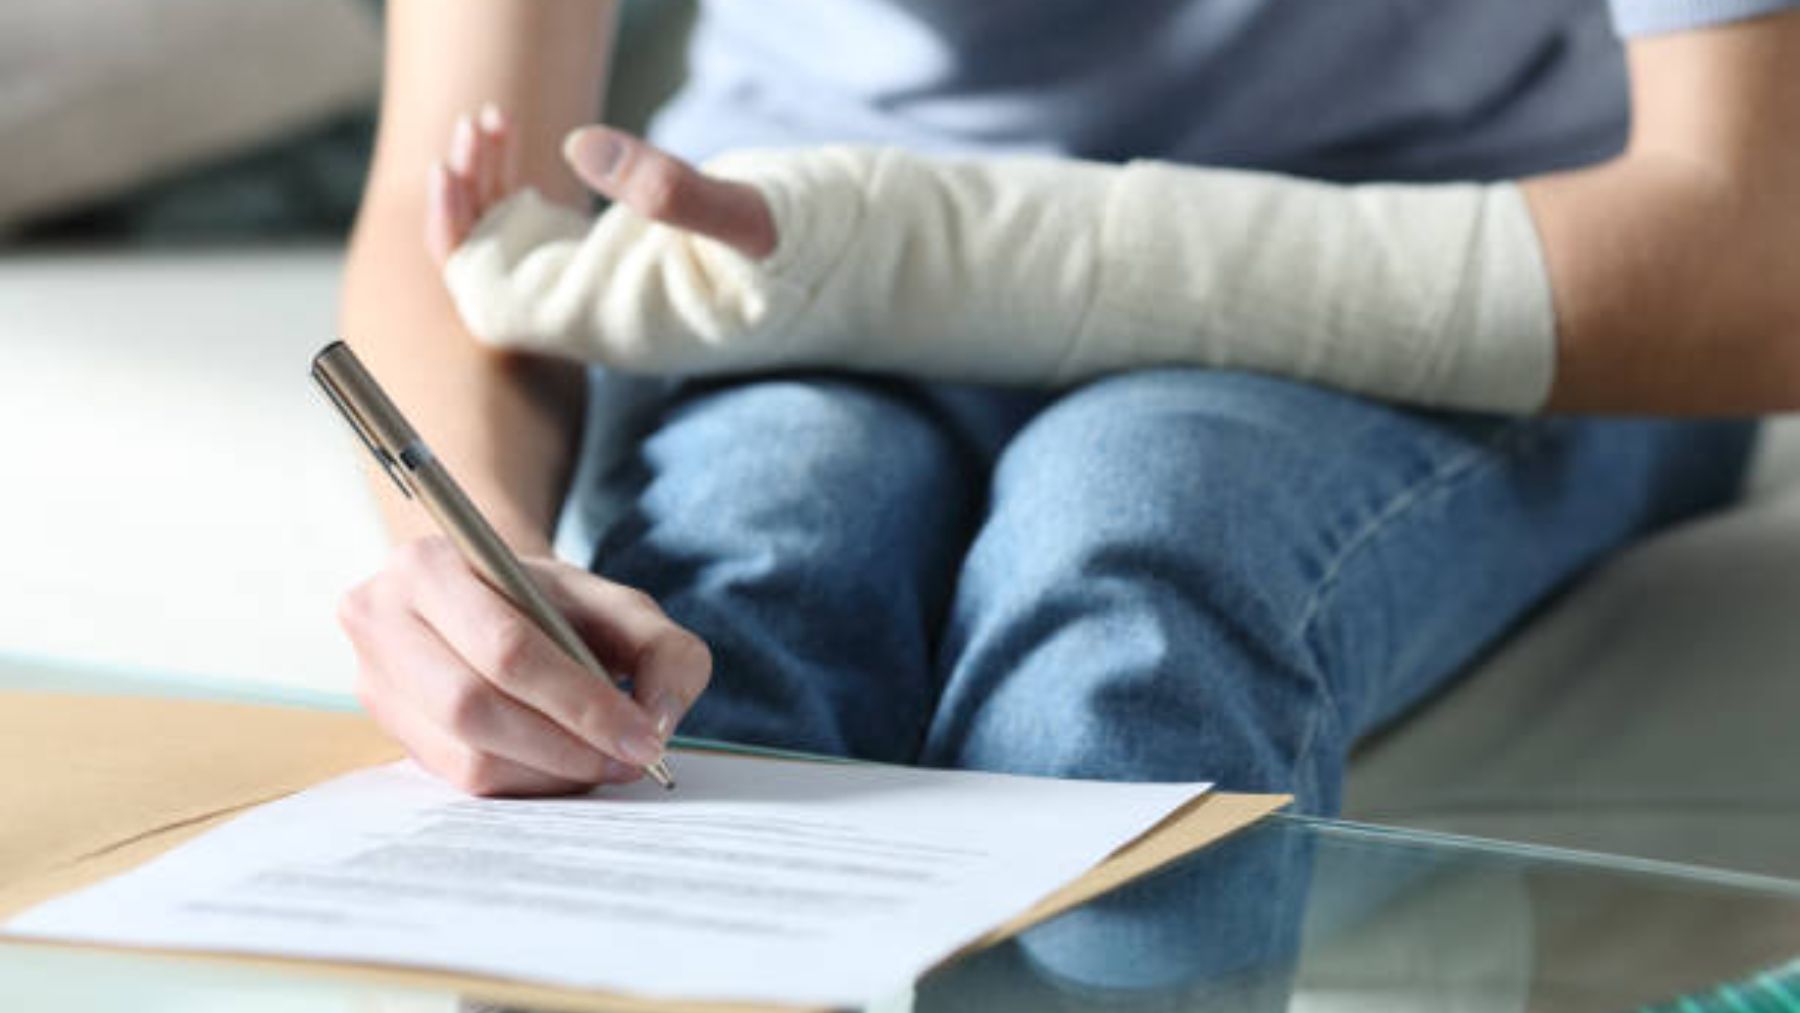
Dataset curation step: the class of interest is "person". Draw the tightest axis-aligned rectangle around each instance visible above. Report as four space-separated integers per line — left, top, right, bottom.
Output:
339 1 1796 811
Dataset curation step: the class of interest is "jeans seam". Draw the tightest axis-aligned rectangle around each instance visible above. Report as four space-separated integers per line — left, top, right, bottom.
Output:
1289 688 1327 812
1289 419 1543 653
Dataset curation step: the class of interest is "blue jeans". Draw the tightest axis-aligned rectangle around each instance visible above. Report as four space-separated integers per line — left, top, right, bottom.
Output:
584 369 1752 814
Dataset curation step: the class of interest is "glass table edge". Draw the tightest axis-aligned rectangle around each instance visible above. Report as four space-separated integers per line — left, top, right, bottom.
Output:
8 646 1798 897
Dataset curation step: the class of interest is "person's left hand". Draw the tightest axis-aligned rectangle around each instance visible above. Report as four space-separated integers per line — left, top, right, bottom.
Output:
426 103 778 268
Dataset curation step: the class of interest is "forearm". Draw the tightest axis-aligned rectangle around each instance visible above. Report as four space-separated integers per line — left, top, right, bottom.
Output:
1525 161 1794 413
1526 19 1800 414
441 11 1800 419
341 197 582 552
447 149 1556 413
343 0 617 551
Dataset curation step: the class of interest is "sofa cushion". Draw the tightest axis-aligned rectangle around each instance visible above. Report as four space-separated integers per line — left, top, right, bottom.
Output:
0 0 379 231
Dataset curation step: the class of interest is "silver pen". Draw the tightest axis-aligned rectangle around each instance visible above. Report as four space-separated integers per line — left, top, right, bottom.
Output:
311 340 675 789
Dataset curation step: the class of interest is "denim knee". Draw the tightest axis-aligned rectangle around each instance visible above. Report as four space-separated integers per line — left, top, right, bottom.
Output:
600 375 982 760
924 369 1366 806
626 377 971 556
923 367 1754 811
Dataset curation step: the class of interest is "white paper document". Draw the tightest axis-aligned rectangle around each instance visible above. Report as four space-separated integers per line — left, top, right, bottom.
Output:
8 752 1207 1007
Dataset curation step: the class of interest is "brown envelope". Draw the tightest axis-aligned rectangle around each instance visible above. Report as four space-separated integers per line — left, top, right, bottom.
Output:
0 691 1288 1012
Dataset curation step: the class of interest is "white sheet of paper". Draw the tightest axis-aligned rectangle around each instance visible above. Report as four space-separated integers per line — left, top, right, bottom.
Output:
7 753 1207 1007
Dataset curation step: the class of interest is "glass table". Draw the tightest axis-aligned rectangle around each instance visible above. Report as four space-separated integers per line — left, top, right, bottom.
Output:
5 650 1798 1012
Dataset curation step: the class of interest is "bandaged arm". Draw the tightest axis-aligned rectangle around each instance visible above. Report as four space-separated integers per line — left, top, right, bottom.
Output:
444 147 1557 413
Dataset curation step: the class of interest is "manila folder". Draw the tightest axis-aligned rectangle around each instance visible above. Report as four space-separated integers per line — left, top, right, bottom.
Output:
0 690 1287 1012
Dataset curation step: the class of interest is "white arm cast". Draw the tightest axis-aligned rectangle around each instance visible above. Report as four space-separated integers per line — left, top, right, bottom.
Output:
444 146 1556 412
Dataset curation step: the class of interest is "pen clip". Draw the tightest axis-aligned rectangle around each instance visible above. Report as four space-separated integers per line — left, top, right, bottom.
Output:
311 359 413 500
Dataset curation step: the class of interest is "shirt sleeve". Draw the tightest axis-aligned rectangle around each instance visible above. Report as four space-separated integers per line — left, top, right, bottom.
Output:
1610 0 1800 36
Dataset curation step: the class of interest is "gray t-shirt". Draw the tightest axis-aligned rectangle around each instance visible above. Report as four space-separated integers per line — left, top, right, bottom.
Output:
650 0 1800 181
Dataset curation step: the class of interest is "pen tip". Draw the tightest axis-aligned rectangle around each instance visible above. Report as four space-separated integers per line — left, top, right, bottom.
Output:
645 758 676 791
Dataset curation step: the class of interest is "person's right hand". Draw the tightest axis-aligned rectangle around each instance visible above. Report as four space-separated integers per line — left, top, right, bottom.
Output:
340 536 712 797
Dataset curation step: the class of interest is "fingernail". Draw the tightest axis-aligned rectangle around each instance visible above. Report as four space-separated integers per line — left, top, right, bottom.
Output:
650 692 686 741
478 101 505 133
564 127 625 181
618 730 664 768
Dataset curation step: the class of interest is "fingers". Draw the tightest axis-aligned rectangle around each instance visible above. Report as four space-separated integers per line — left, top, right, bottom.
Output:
446 112 482 237
475 102 512 208
357 600 631 785
424 104 516 266
341 565 643 797
356 661 591 798
424 161 472 267
338 533 712 798
563 125 778 260
396 538 669 771
431 112 779 267
525 558 713 741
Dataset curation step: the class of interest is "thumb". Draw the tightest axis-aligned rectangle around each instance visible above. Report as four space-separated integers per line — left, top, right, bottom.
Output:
564 126 777 260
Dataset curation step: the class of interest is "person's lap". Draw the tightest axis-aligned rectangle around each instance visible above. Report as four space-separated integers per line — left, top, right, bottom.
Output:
588 374 1032 761
584 366 1753 813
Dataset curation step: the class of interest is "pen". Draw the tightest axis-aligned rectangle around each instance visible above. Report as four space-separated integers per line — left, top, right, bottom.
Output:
310 340 675 790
